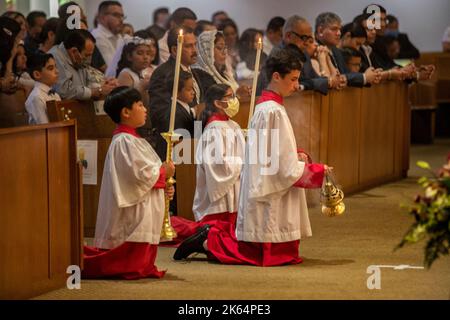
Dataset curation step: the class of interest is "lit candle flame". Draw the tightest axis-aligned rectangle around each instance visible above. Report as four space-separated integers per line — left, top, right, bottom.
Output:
179 29 183 37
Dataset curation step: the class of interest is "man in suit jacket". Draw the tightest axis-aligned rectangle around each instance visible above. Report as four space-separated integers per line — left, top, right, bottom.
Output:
315 12 381 87
260 15 344 96
385 15 420 59
148 26 206 161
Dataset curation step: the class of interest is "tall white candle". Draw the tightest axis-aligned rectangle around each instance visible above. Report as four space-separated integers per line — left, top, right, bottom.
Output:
169 29 184 133
247 37 263 128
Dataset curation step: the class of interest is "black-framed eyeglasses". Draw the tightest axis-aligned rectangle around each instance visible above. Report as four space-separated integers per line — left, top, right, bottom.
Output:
290 31 314 42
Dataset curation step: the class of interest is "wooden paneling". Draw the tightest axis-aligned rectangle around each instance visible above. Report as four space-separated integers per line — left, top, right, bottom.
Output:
360 83 396 185
82 138 111 237
0 129 49 299
48 128 73 276
0 121 81 299
0 89 28 128
47 100 114 237
327 87 361 191
175 82 410 221
415 52 450 103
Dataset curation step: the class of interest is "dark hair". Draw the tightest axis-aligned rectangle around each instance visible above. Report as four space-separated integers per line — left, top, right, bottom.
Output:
39 17 59 44
265 48 302 80
27 52 54 79
104 86 142 124
195 20 214 37
384 35 399 47
26 11 46 28
98 1 122 15
218 18 239 37
63 29 96 52
170 7 197 26
116 39 159 76
167 26 194 54
267 16 285 32
133 31 160 64
55 2 87 45
0 16 21 75
12 43 26 75
153 7 169 24
363 4 387 14
202 83 230 129
165 70 192 96
353 13 369 27
238 28 265 70
341 22 367 39
212 11 227 21
58 1 80 18
386 14 398 25
341 47 362 64
2 11 25 21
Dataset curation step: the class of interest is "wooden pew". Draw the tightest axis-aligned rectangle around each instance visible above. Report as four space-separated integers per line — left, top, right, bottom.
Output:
47 99 115 237
415 52 450 103
0 121 82 299
175 82 410 220
0 89 29 128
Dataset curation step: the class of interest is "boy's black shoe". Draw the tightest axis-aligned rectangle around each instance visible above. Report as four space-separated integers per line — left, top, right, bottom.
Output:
173 224 211 260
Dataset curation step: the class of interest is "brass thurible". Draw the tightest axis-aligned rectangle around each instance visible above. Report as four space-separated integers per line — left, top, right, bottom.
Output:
320 173 345 217
160 131 180 242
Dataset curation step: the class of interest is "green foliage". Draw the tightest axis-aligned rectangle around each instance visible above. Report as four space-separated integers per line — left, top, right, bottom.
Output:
396 159 450 268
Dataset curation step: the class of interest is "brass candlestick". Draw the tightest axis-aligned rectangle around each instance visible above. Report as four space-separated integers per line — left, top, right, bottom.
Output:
160 131 180 242
320 173 345 217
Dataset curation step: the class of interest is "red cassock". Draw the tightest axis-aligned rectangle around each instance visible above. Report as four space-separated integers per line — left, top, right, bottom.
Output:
82 242 166 280
167 212 237 246
82 124 167 280
205 163 324 267
204 90 325 267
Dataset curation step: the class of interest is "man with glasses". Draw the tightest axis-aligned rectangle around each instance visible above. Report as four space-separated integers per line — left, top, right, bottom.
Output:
260 15 344 96
315 12 382 87
92 1 126 74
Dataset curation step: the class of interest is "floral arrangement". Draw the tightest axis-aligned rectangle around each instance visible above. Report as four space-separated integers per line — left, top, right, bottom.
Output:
396 155 450 268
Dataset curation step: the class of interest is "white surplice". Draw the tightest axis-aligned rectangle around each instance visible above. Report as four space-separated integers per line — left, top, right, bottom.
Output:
94 133 165 249
235 100 312 243
193 119 245 221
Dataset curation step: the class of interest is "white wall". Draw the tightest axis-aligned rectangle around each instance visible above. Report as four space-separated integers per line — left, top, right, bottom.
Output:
11 0 450 52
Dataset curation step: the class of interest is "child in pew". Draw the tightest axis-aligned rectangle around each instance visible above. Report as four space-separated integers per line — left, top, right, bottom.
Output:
340 47 363 73
25 52 60 124
164 70 197 136
174 49 331 265
116 37 158 108
170 84 245 243
82 86 175 280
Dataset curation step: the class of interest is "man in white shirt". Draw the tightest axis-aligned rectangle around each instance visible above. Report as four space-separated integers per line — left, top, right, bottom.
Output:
158 7 197 65
91 1 125 75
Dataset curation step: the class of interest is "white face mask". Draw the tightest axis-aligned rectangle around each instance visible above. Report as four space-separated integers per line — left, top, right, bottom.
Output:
222 97 240 118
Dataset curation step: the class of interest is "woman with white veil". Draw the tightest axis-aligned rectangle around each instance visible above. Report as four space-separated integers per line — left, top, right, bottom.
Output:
193 30 250 101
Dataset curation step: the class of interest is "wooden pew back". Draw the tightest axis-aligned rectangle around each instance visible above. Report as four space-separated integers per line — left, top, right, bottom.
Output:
0 89 29 128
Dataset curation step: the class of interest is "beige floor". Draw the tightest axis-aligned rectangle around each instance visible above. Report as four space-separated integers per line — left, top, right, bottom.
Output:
35 140 450 300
